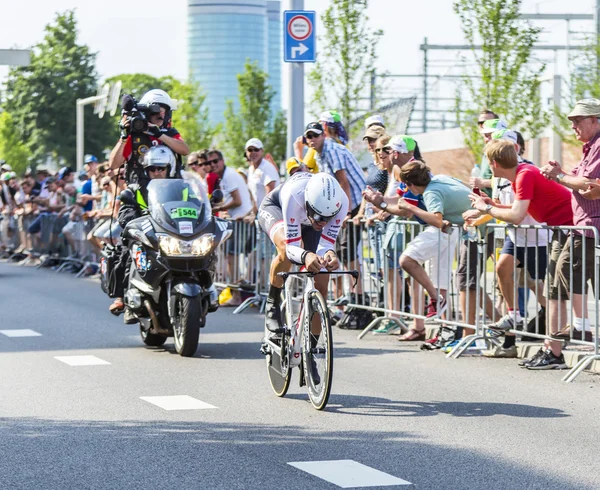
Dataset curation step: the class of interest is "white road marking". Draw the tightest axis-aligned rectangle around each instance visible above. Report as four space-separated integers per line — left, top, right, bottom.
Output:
139 395 217 411
54 355 111 366
0 329 42 337
288 460 412 488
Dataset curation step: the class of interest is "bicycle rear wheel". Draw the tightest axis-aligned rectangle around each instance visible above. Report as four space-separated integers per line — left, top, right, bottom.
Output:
265 304 291 397
303 291 333 410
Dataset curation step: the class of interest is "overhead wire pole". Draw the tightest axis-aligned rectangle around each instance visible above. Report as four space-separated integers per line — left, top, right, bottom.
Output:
422 37 428 133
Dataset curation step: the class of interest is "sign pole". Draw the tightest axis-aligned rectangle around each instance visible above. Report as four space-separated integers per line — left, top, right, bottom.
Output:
285 0 316 160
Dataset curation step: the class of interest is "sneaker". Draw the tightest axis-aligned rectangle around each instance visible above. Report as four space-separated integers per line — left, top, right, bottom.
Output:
482 345 518 358
526 350 567 370
487 314 523 332
372 320 401 335
518 347 545 367
441 340 460 353
425 296 447 319
265 298 282 333
421 326 456 350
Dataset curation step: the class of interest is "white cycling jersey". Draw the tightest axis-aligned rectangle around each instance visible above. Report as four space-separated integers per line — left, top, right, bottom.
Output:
280 172 349 264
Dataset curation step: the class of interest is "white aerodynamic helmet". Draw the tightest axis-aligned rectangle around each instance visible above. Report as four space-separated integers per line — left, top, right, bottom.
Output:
143 146 176 170
305 172 344 222
139 89 176 111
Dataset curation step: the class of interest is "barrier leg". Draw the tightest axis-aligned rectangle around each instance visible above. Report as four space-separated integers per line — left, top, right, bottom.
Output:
357 316 407 340
562 354 600 383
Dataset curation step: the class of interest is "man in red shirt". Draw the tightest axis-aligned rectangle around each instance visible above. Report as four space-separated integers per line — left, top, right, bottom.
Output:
470 139 573 370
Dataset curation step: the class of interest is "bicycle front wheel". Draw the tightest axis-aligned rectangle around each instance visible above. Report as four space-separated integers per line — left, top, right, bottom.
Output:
265 304 291 397
303 290 333 410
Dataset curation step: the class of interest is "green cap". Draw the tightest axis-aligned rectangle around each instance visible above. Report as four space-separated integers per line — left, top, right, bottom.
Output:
480 118 508 134
388 135 417 153
491 129 518 144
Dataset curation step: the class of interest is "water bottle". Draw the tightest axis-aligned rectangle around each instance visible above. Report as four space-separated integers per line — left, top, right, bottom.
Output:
467 226 478 242
471 165 482 196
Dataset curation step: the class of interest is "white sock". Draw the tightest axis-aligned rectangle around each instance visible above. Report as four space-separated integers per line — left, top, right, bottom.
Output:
574 317 591 332
508 309 522 323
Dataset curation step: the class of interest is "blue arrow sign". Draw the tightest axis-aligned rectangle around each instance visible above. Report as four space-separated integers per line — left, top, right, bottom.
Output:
283 10 316 63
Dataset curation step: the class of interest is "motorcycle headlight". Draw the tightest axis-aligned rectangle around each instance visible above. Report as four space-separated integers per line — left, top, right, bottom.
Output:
157 234 215 257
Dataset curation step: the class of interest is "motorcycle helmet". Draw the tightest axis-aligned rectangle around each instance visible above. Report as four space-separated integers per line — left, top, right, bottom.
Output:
142 146 176 176
305 172 344 223
139 89 176 128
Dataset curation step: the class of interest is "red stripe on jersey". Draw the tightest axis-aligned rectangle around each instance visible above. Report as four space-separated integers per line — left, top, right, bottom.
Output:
286 236 302 244
321 235 335 244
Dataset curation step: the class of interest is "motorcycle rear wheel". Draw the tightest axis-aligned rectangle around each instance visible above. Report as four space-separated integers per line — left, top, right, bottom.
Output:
173 295 201 357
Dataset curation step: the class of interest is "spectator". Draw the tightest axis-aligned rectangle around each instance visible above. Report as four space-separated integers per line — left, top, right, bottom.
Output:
286 157 308 177
466 130 550 358
305 120 367 306
365 114 385 130
472 110 501 197
366 161 471 323
245 137 281 221
207 149 253 291
540 98 600 346
88 176 120 252
470 139 573 370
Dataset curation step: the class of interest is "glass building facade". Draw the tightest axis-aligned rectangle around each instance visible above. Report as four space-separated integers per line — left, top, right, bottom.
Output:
188 0 281 124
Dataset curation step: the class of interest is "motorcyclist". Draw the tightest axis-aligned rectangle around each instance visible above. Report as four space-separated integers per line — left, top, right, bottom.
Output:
108 89 189 185
109 146 174 322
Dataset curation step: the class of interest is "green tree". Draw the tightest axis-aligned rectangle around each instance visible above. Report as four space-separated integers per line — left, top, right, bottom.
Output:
4 10 112 165
222 60 287 167
453 0 548 157
307 0 382 130
0 112 30 175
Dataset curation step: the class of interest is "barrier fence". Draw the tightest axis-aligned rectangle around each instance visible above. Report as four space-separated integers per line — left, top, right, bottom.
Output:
3 210 599 382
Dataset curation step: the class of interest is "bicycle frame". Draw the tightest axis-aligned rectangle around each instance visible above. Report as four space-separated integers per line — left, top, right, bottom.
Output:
263 270 359 377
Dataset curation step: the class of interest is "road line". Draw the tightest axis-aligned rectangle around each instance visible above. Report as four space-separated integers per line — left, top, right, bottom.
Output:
0 329 42 337
54 355 111 366
288 460 412 488
139 395 217 411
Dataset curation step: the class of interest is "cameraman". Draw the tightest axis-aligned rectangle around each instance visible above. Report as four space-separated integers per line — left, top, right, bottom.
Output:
108 89 189 184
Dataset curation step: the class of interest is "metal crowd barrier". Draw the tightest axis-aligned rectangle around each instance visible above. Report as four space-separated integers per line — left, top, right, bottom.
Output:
1 211 100 275
212 219 273 314
331 218 600 383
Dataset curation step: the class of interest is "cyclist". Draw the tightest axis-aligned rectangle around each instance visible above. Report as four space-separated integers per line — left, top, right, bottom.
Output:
258 172 349 333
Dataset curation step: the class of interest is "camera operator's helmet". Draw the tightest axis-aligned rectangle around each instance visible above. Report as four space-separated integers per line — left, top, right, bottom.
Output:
304 172 344 223
139 89 176 127
142 146 176 174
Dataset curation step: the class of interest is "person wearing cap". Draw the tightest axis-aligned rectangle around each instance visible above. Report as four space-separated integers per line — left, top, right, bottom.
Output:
471 111 501 197
364 114 385 130
285 157 307 177
465 130 549 358
305 120 367 301
470 139 574 370
535 98 600 358
244 138 280 220
292 109 348 174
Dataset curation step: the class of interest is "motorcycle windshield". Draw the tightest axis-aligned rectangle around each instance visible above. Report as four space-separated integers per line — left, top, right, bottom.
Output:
146 178 211 236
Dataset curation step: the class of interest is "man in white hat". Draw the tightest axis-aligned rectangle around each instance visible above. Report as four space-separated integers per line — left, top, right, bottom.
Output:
529 98 600 368
244 138 280 220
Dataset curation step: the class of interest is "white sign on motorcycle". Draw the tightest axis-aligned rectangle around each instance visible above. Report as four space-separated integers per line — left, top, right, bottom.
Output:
178 221 193 235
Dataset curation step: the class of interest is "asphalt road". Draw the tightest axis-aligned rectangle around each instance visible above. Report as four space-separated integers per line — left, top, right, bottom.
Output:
0 261 599 489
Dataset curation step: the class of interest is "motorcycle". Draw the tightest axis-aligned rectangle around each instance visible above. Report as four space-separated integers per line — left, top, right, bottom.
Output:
118 178 231 357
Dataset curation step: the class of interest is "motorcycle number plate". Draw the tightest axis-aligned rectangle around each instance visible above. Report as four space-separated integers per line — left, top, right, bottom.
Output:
171 207 198 219
178 221 194 235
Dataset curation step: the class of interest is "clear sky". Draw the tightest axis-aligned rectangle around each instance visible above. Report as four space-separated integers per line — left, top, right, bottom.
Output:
0 0 596 117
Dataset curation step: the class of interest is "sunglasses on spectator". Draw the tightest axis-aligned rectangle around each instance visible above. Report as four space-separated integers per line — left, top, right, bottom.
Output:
201 161 212 167
147 166 167 173
375 147 392 154
103 183 110 187
206 158 221 165
188 161 199 167
246 147 261 153
305 132 320 140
